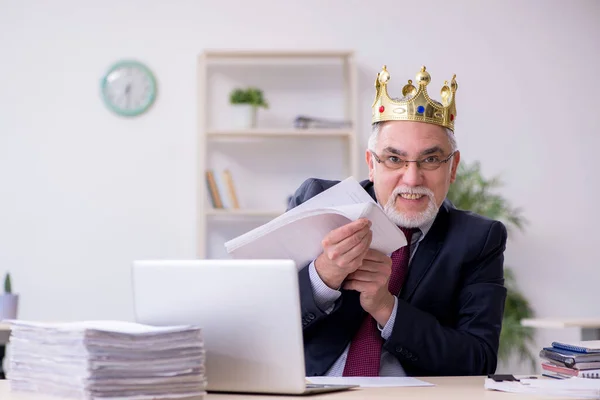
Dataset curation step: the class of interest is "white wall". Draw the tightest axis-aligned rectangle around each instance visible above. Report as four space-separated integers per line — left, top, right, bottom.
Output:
1 0 599 373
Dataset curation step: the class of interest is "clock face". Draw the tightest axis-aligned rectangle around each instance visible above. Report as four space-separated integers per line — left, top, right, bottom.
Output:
101 60 157 117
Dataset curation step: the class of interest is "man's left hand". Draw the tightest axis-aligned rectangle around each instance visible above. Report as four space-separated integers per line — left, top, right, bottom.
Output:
343 249 395 327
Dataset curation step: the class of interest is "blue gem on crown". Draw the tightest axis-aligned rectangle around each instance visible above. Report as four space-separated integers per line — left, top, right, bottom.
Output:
417 105 425 114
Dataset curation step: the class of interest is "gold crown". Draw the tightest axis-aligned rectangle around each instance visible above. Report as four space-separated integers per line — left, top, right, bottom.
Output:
371 65 458 131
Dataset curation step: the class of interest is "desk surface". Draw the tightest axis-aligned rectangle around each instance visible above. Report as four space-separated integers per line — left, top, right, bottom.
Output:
0 376 578 400
521 317 600 329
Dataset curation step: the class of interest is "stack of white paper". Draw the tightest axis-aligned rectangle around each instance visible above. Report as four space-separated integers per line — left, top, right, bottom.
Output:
5 320 206 400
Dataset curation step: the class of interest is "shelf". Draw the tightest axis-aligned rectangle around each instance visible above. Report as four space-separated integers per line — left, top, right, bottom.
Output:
203 50 353 59
202 50 354 67
197 48 358 258
206 209 285 218
207 128 352 139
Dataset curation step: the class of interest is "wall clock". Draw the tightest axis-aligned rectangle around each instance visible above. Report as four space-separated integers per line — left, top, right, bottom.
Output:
101 60 157 117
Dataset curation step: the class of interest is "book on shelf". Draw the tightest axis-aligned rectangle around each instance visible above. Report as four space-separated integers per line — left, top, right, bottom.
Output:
205 169 223 209
224 176 407 269
205 169 241 210
293 115 352 130
222 169 240 209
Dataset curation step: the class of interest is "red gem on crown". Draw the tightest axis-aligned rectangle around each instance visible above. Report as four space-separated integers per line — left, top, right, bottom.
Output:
379 106 385 113
450 114 454 121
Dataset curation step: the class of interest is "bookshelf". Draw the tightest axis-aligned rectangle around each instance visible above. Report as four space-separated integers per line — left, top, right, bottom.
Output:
207 128 353 138
197 50 359 258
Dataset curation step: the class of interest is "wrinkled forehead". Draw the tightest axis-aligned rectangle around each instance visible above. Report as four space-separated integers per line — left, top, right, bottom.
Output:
377 121 452 154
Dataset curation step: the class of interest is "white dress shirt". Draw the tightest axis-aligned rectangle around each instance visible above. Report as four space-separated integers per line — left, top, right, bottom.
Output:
308 218 435 376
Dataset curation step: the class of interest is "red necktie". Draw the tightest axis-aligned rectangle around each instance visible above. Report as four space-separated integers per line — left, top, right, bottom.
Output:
342 227 417 377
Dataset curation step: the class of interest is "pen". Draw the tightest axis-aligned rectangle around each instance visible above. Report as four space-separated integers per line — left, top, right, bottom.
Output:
542 373 565 380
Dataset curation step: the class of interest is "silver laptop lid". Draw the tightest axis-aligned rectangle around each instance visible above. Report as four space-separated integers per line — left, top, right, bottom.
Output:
131 259 307 394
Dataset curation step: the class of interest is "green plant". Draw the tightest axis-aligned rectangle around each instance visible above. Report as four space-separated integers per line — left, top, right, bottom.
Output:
229 87 268 109
446 160 536 369
4 272 11 294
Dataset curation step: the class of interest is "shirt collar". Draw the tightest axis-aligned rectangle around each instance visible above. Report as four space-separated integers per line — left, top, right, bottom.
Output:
416 216 435 242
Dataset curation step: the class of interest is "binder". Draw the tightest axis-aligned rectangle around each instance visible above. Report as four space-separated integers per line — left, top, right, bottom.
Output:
552 341 600 354
540 347 600 368
542 362 600 378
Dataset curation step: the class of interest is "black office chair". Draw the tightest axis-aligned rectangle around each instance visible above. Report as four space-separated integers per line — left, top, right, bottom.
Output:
0 345 5 379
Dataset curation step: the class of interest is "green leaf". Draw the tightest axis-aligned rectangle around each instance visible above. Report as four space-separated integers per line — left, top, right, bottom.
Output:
229 87 268 108
4 272 11 294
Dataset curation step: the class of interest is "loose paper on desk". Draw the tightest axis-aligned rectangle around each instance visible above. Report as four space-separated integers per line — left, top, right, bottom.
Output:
224 177 407 269
306 376 434 388
485 377 600 399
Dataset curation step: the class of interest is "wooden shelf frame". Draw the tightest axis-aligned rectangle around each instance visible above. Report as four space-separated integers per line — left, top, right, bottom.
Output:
196 49 359 258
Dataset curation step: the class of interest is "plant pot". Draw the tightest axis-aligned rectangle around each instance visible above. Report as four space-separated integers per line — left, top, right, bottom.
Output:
0 294 19 321
229 104 257 129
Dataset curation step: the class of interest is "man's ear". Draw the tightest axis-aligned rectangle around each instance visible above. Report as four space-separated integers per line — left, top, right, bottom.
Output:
450 150 460 183
366 150 375 181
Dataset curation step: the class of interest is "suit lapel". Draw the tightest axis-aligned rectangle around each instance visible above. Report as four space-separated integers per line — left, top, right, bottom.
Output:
400 202 449 302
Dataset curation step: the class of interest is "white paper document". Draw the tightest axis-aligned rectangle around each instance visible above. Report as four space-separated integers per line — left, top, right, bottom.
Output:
485 377 600 399
306 376 434 388
224 177 407 269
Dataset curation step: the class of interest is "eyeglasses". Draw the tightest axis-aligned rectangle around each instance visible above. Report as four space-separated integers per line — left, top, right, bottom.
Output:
370 150 456 171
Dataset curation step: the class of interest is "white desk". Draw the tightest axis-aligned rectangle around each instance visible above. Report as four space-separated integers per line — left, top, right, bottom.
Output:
521 318 600 340
0 376 581 400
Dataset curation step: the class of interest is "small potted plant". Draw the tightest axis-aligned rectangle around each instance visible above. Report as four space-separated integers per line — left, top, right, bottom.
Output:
229 87 268 129
0 273 18 321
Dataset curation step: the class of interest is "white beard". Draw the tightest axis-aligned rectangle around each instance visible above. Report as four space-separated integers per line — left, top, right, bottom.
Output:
383 186 439 228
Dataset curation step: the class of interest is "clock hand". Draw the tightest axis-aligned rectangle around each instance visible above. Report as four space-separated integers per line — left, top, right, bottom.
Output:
125 84 131 108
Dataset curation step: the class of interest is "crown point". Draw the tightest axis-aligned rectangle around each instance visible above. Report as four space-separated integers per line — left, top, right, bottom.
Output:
402 80 417 97
416 67 431 86
378 68 390 84
440 84 451 105
451 75 458 92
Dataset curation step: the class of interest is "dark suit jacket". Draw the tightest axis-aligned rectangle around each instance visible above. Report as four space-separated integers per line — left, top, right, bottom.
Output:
288 178 508 377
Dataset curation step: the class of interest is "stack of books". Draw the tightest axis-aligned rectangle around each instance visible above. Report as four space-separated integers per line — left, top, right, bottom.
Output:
540 340 600 379
5 320 206 399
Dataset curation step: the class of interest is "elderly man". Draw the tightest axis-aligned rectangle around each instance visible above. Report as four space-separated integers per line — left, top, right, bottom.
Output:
288 65 507 377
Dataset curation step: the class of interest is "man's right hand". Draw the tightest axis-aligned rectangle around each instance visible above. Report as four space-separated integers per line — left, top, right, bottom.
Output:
314 218 373 290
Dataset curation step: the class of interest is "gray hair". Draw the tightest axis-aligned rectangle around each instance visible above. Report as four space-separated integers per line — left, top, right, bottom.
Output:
368 122 457 153
367 95 458 153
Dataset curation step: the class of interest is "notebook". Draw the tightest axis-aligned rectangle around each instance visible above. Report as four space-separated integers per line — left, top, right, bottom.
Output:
540 347 600 369
552 341 600 354
542 362 600 379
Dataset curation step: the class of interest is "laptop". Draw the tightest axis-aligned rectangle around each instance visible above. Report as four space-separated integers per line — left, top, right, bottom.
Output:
131 259 358 395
